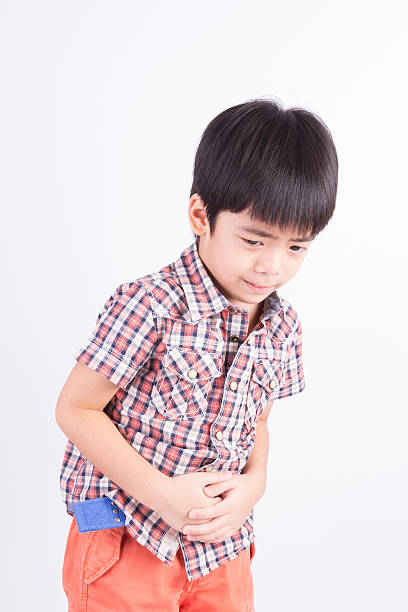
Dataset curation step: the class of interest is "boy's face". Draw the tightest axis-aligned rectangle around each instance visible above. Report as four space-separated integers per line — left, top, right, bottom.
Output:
189 199 315 315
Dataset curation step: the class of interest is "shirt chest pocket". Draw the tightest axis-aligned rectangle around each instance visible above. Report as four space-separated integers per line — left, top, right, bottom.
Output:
245 359 286 429
150 347 223 421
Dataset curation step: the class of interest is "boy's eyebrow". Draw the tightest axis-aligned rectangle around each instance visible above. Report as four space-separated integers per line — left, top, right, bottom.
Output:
237 225 315 242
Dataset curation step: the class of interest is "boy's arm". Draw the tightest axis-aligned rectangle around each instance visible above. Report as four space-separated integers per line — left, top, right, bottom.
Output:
56 361 170 514
240 399 274 500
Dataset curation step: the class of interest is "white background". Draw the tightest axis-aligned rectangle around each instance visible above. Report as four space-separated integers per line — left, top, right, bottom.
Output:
1 1 407 610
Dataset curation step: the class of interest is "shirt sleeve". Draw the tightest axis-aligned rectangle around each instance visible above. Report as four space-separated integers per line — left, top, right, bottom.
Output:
275 318 306 400
74 282 158 390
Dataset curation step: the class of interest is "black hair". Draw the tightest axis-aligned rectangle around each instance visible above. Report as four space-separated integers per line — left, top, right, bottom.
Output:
190 96 338 243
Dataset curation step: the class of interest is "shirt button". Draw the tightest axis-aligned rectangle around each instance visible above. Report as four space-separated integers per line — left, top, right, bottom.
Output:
215 430 223 440
230 308 240 315
229 380 238 390
187 368 198 379
204 465 213 472
269 379 278 389
230 335 240 343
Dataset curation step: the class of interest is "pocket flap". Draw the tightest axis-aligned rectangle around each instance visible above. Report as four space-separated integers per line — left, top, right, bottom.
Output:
251 359 285 391
82 526 125 584
161 347 223 382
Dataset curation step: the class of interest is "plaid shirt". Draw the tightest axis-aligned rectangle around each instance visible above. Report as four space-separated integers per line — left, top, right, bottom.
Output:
59 239 306 582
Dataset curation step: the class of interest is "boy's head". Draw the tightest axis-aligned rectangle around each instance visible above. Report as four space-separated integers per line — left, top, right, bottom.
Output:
188 97 338 312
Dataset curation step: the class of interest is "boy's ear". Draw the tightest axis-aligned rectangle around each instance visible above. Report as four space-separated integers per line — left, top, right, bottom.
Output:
188 194 209 237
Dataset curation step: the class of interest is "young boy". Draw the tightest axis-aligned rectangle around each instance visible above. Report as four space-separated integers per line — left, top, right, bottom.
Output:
56 97 338 611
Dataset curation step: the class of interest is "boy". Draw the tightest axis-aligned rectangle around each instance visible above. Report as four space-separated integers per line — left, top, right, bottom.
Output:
56 97 338 611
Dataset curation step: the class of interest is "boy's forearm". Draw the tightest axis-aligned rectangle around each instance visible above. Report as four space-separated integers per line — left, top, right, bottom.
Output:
241 421 269 499
56 407 169 513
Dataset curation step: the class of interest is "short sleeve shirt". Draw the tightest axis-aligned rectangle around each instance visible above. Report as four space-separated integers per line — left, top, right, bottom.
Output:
59 240 306 582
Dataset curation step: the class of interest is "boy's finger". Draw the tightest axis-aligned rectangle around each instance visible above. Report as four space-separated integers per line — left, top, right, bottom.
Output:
187 508 205 520
203 482 226 497
188 503 222 521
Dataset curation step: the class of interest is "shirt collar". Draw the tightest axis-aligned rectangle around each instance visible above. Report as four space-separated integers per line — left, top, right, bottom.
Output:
173 240 289 326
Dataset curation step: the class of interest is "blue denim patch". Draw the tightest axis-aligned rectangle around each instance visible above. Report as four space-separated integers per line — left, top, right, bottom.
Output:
68 497 126 533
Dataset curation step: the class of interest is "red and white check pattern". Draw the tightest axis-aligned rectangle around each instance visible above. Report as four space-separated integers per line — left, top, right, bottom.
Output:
59 240 306 581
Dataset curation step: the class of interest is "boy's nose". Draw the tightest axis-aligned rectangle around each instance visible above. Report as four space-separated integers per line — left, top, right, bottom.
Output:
253 253 282 278
253 263 280 279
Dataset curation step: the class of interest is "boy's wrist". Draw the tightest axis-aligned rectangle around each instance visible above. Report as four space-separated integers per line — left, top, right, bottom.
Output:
128 463 171 513
147 471 172 515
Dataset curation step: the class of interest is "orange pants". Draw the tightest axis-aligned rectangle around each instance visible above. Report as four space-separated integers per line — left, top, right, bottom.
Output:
62 515 255 611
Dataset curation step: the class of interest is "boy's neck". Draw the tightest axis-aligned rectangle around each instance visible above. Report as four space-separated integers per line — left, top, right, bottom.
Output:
246 300 265 337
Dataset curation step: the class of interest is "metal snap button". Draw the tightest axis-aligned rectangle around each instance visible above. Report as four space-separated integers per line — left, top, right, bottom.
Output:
112 508 119 514
269 379 278 389
187 368 198 379
230 335 240 343
215 430 223 440
229 380 238 390
205 465 213 472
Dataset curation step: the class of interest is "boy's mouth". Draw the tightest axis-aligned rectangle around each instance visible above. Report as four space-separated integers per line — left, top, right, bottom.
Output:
244 279 271 292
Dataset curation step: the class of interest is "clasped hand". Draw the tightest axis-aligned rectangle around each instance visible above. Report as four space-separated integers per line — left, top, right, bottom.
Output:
182 472 261 544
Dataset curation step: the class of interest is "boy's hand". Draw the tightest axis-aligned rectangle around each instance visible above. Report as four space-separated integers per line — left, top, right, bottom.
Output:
154 470 233 533
180 473 263 544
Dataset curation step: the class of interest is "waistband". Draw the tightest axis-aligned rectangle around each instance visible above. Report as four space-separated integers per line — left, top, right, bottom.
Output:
67 496 126 533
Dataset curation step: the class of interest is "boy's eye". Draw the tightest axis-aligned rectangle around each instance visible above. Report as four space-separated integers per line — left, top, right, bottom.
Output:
244 239 262 247
243 238 306 253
